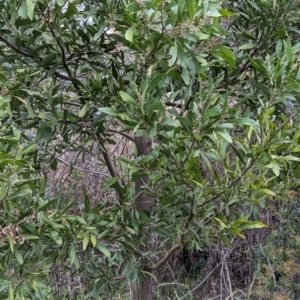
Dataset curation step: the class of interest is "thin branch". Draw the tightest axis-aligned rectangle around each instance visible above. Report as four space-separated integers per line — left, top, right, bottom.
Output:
108 129 134 141
55 156 111 178
267 257 276 287
143 244 181 271
99 141 124 203
0 33 79 83
165 101 182 108
63 101 81 107
0 34 30 57
183 139 196 165
200 107 300 209
218 11 285 89
38 5 85 105
135 35 163 84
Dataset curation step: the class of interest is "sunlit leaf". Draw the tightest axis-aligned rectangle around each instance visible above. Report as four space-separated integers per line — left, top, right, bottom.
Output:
14 249 23 265
96 243 111 257
26 0 34 20
125 24 138 42
258 188 276 196
98 107 119 116
82 231 89 251
120 91 137 105
79 102 89 118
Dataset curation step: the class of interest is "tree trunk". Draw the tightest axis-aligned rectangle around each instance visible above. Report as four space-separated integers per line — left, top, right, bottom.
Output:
132 136 153 300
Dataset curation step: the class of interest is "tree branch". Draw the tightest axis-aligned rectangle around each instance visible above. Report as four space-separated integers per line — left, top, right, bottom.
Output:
0 34 30 57
99 142 124 203
38 5 85 105
55 156 111 178
108 128 134 141
0 33 80 84
143 244 181 271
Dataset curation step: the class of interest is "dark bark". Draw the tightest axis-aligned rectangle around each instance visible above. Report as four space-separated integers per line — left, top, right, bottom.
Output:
132 136 153 300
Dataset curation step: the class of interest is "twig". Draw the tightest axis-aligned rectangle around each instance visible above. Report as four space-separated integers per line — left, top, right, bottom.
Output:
63 101 81 107
0 33 82 84
225 261 233 299
179 260 222 299
38 4 85 105
267 257 276 287
143 244 181 271
99 141 124 203
108 128 134 141
55 156 111 178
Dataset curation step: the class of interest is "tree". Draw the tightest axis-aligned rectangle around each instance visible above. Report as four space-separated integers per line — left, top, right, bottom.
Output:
0 0 300 298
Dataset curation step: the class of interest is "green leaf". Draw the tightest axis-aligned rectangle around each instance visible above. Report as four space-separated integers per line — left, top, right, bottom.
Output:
261 0 272 8
147 62 158 76
69 244 76 265
20 142 35 155
215 129 232 143
247 0 260 11
40 53 57 66
42 218 64 229
178 116 193 127
281 155 300 162
8 186 32 201
18 2 27 18
218 46 235 67
247 55 267 76
9 286 14 300
292 42 300 54
178 42 189 68
214 217 228 229
146 73 167 94
39 174 47 196
266 161 280 176
120 91 137 105
96 243 111 257
168 45 177 66
146 101 165 115
26 0 34 20
0 137 19 145
102 177 121 189
181 68 190 84
239 43 257 50
14 249 23 265
79 102 89 118
7 236 14 253
83 187 90 214
292 145 300 152
195 55 208 65
239 221 266 230
98 107 119 116
230 144 245 164
185 0 195 21
199 151 213 175
25 235 39 240
82 231 89 251
258 188 276 196
285 83 300 92
93 25 105 41
208 7 221 16
227 118 257 126
276 40 283 57
90 234 97 247
285 39 292 62
125 24 137 42
219 9 236 16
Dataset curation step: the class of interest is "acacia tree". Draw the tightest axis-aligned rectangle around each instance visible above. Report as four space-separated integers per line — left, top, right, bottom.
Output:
1 0 300 299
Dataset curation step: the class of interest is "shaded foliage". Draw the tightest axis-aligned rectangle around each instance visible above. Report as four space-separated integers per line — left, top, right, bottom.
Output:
0 0 300 298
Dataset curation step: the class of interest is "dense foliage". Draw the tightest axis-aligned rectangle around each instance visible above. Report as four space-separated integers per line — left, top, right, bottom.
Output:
0 0 300 298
